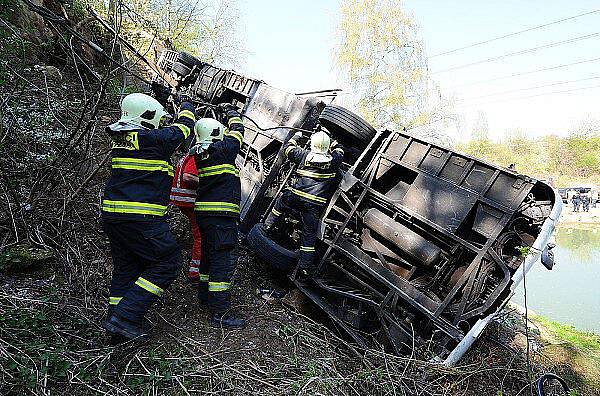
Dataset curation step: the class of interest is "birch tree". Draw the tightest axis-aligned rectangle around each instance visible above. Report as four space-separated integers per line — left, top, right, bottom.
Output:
334 0 428 129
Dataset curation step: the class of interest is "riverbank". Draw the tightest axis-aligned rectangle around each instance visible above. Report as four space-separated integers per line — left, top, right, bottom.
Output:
508 302 600 391
557 204 600 227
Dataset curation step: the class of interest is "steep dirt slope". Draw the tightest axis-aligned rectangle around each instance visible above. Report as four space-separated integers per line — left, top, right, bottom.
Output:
0 6 596 396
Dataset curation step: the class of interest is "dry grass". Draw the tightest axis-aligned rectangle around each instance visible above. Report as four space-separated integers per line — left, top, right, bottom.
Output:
0 11 595 396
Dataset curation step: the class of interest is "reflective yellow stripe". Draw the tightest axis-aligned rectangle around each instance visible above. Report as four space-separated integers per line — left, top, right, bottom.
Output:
109 297 122 305
135 277 164 296
224 129 243 144
208 281 230 291
228 117 243 126
271 208 281 216
288 187 327 204
178 110 196 121
173 123 191 138
112 157 174 176
197 164 239 177
199 274 209 282
332 147 344 153
194 202 240 214
285 146 295 157
300 246 316 252
197 169 240 177
296 169 335 179
102 200 167 216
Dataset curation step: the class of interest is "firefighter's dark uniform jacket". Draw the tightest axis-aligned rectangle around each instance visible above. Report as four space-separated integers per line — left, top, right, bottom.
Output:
265 137 344 269
193 112 244 313
102 103 196 218
101 103 196 324
193 116 243 217
284 137 345 206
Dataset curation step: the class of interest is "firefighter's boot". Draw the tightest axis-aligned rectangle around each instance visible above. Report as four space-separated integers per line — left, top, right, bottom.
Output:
210 311 246 329
103 314 149 341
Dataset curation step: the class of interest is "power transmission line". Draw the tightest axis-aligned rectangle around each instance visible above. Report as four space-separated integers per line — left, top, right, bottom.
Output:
453 56 600 88
459 75 600 101
456 83 600 107
432 31 600 74
430 9 600 57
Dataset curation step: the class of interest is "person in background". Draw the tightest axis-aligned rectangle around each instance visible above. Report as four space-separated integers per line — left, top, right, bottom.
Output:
582 193 590 212
170 154 202 281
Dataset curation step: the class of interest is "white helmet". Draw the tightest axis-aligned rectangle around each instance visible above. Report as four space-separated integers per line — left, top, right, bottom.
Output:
194 118 225 144
119 93 167 129
309 131 332 162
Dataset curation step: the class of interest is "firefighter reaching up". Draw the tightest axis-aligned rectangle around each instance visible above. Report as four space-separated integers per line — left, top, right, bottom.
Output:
264 129 345 275
101 93 196 342
190 104 246 329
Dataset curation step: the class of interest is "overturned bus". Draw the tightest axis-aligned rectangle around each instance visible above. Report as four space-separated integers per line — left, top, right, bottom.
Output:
153 51 562 365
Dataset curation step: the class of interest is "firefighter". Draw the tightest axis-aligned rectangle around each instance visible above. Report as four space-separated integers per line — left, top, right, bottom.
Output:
190 104 246 328
170 154 202 281
101 93 196 341
264 130 344 274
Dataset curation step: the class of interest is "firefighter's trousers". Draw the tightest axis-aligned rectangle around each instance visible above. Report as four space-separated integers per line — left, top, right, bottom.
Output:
264 191 321 269
102 218 182 324
195 215 238 313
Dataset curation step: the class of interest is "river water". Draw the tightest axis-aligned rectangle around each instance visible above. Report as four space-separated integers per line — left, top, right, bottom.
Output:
512 227 600 334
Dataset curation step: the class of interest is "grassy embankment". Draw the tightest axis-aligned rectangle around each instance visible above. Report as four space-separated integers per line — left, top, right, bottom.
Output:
531 314 600 389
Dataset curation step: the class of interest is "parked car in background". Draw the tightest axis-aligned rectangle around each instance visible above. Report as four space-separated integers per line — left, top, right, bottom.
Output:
558 188 568 203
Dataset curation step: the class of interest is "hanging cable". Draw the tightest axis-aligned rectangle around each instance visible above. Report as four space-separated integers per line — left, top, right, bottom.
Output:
459 75 600 101
430 9 600 58
188 100 317 135
522 253 534 394
432 31 600 74
452 56 600 88
456 82 600 107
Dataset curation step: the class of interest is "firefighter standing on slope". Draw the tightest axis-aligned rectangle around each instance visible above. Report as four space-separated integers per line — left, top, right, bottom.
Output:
170 154 202 281
264 129 345 274
101 93 196 341
190 104 246 329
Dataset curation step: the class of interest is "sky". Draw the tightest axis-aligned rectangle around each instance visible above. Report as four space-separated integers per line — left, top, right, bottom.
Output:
239 0 600 141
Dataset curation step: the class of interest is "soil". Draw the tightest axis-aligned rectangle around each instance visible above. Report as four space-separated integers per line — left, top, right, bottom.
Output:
0 16 597 395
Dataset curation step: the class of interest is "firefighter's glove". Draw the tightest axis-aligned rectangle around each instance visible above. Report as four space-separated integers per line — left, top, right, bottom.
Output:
290 131 302 145
175 92 193 106
217 102 236 113
219 104 243 132
151 82 171 107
